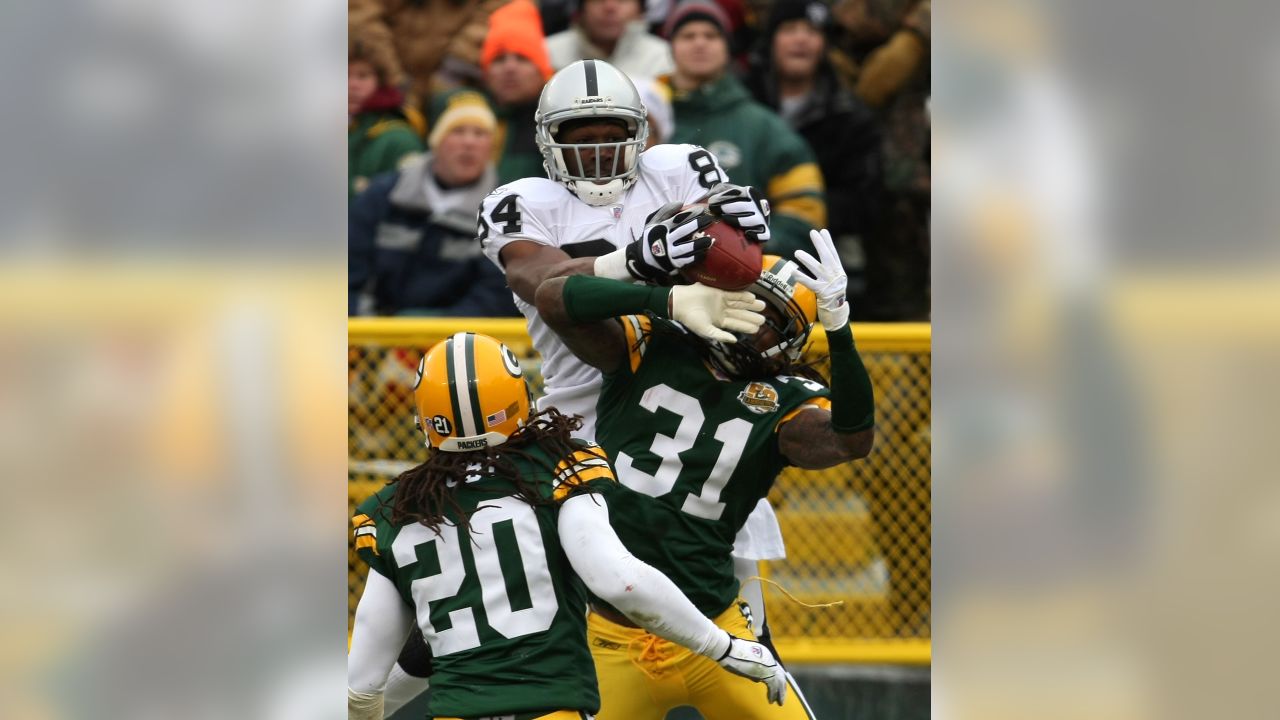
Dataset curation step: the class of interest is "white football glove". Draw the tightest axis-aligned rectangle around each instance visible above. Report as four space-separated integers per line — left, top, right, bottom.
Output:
669 283 766 344
793 228 850 331
706 183 771 244
713 633 787 706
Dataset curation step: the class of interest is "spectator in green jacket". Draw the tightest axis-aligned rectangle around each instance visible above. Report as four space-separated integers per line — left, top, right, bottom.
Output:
349 31 426 200
658 0 828 260
746 0 885 318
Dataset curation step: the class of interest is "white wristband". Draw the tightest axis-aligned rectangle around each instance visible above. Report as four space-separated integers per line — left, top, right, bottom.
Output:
593 248 632 281
820 304 851 332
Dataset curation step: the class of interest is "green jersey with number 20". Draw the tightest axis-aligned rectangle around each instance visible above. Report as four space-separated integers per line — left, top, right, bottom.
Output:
352 441 617 718
595 315 831 617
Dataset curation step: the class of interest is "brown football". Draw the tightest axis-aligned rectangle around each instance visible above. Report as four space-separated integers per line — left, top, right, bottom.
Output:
679 209 763 291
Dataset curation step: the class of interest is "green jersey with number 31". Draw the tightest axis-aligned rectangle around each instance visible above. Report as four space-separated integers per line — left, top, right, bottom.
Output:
352 442 616 718
595 315 831 617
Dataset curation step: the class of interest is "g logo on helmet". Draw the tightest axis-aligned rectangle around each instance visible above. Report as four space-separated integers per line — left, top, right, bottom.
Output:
431 415 453 435
412 356 425 390
500 345 522 377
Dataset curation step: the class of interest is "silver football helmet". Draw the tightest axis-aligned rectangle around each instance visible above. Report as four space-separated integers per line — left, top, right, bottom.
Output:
535 60 649 206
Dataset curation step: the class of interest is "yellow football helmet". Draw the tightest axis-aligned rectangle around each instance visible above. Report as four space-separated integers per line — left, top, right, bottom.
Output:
412 332 533 452
757 254 818 359
708 255 818 378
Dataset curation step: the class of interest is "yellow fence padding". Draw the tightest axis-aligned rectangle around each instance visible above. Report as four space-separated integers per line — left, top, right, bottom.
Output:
349 319 930 665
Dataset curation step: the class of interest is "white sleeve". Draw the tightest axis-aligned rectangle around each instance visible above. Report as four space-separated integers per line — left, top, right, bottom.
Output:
347 568 415 695
479 178 562 269
382 662 432 717
640 143 730 206
557 493 731 659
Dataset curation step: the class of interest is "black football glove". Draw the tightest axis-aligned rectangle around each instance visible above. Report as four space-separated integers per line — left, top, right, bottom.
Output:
624 202 717 282
706 183 771 244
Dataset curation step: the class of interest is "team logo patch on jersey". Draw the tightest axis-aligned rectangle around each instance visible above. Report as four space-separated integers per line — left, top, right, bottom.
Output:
738 382 780 414
611 204 623 219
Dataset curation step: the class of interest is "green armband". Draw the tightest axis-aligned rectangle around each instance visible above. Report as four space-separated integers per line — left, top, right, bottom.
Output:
562 275 671 323
826 325 875 433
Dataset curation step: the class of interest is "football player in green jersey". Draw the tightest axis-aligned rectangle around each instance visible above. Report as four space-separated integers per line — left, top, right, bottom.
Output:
348 332 787 720
534 226 875 720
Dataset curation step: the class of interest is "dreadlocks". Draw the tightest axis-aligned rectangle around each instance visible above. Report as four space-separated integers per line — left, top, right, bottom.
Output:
387 408 587 535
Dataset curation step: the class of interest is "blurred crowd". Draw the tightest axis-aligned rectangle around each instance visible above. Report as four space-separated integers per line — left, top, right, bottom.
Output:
348 0 930 320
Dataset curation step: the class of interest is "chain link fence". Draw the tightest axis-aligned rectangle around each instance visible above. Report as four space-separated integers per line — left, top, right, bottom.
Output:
349 319 930 664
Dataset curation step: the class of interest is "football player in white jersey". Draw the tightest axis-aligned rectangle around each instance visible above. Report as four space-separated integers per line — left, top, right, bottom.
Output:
478 56 796 674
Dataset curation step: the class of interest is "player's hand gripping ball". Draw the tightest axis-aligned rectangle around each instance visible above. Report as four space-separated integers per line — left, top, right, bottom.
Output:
677 204 763 291
706 183 772 244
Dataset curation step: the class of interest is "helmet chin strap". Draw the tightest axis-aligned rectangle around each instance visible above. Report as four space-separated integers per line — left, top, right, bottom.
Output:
573 178 627 206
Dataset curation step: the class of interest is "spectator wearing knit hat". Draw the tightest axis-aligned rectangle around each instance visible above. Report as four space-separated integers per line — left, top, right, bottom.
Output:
545 0 674 82
745 0 884 315
349 31 426 200
349 90 517 318
480 0 555 184
658 0 828 260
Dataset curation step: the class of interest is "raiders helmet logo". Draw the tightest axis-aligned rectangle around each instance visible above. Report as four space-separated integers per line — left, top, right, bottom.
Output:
737 382 780 414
